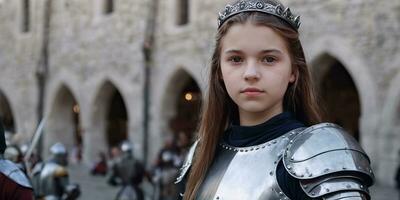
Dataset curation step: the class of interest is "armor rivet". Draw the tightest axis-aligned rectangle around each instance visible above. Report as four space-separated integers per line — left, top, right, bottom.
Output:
287 166 292 169
342 167 347 170
290 157 294 160
284 197 288 200
269 171 273 176
369 169 372 173
240 150 244 152
324 168 329 173
250 148 254 151
273 140 277 144
268 143 271 146
255 147 259 150
346 184 351 189
274 161 278 164
309 173 312 177
216 196 220 200
304 185 308 189
326 188 330 192
279 192 284 196
245 150 248 152
311 192 316 196
360 185 364 189
300 174 304 177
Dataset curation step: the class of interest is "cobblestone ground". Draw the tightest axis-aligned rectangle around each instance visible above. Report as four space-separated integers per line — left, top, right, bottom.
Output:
69 163 155 200
69 163 398 200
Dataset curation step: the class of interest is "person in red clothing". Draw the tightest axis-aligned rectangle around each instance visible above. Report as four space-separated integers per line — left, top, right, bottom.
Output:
0 120 34 200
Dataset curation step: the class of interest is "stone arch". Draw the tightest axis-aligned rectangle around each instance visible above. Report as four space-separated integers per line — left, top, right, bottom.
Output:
45 84 81 159
311 53 361 140
378 60 400 186
308 37 378 118
381 66 400 131
160 67 202 141
308 36 379 153
0 90 17 138
88 80 129 158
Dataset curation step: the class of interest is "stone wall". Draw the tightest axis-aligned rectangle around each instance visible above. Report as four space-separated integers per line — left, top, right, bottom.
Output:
0 0 399 187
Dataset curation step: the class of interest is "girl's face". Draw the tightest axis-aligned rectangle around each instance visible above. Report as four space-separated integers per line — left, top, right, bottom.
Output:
220 21 295 126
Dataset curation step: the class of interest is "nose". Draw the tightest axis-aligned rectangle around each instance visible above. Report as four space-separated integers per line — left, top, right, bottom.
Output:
243 61 260 81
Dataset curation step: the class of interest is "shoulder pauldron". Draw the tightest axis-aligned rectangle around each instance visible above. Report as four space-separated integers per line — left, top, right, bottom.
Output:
283 123 375 199
175 140 199 184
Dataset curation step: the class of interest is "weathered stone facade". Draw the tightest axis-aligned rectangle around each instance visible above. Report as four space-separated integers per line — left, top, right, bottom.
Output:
0 0 399 190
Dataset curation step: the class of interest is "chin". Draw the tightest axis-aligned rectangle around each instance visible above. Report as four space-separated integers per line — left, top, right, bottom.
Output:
239 104 270 113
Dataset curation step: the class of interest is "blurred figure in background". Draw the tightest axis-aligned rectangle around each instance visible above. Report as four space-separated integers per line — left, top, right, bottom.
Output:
90 151 108 176
108 140 145 200
4 144 28 174
152 135 181 200
0 121 34 199
31 142 80 200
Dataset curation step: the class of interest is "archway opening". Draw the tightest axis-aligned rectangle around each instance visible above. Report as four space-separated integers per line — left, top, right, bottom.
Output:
47 86 82 160
0 91 16 139
318 58 361 140
169 75 202 141
106 90 128 147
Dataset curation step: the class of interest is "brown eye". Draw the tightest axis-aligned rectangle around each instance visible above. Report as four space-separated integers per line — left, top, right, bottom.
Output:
229 56 243 63
262 56 276 64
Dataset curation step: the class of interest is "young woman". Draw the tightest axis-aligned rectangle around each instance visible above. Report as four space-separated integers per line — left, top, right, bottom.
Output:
176 0 375 199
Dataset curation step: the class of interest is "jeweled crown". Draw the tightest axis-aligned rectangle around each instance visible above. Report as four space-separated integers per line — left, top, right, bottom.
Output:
218 0 301 31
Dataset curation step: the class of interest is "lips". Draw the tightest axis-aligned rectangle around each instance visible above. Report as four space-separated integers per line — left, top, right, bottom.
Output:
241 87 264 93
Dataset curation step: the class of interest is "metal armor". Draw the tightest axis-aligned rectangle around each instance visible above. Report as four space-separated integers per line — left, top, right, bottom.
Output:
32 143 80 200
108 141 145 200
283 123 374 200
0 158 32 189
176 123 374 200
34 161 69 199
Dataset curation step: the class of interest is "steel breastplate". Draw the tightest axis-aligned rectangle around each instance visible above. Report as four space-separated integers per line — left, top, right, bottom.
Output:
39 162 66 197
196 128 304 200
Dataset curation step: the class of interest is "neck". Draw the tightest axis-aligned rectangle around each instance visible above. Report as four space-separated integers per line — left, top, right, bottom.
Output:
239 104 283 126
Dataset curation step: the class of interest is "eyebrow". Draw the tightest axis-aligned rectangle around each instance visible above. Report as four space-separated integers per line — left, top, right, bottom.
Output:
224 49 283 54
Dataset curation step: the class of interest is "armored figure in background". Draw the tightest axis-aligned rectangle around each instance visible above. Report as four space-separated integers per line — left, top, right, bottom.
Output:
31 142 80 200
108 141 145 200
4 144 28 174
0 121 34 200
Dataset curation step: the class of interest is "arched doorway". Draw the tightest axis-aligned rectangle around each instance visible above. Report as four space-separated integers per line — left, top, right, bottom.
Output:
313 55 361 140
106 90 128 148
91 81 128 152
46 85 82 159
164 69 202 142
0 91 16 141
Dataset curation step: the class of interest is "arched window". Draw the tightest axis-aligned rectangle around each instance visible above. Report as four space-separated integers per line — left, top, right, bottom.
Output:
104 0 114 14
176 0 189 26
21 0 30 32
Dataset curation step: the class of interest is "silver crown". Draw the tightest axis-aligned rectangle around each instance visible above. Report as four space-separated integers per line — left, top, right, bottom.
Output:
218 0 301 30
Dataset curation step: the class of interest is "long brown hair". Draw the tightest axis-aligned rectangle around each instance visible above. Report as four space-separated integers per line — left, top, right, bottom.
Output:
184 0 322 199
